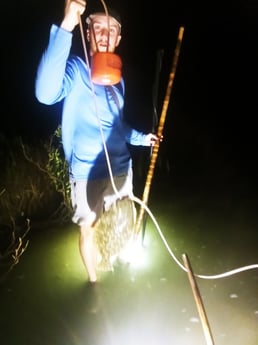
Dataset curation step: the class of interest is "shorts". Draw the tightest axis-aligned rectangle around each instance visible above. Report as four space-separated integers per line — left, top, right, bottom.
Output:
70 169 133 227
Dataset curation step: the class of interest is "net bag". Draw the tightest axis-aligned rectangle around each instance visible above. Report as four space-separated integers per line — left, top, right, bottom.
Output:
93 196 136 271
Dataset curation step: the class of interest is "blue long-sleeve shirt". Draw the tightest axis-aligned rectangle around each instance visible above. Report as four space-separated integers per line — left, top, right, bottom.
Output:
35 24 148 180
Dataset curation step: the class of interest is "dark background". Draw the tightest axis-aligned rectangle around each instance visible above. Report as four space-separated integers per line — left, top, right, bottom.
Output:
2 0 258 184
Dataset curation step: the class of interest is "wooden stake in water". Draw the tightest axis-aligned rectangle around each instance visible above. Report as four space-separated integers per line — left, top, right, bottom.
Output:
182 253 215 345
134 26 185 236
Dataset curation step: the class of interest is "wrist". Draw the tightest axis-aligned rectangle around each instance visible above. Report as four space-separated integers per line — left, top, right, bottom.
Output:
60 17 76 32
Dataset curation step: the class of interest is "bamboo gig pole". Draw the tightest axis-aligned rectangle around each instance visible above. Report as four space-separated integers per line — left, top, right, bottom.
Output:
134 26 185 236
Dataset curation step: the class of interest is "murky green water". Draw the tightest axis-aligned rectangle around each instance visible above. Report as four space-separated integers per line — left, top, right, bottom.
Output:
1 179 258 345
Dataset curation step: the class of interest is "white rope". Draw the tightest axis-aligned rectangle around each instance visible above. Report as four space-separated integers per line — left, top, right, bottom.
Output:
78 10 258 281
78 10 121 199
131 195 258 280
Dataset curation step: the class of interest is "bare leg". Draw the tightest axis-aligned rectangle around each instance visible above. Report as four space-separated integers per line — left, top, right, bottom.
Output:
79 225 97 282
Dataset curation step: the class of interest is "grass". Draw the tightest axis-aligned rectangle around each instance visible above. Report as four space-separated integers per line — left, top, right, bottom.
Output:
0 128 71 279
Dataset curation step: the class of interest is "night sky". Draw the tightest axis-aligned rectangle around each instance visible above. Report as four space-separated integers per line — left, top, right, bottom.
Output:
2 0 258 183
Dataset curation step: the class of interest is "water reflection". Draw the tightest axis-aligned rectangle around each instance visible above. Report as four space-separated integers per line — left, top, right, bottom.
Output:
1 191 258 345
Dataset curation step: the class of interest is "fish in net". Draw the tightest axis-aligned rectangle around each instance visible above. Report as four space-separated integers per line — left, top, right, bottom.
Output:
93 196 137 271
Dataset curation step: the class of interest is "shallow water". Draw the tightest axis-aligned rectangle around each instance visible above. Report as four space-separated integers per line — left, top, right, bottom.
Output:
0 175 258 345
